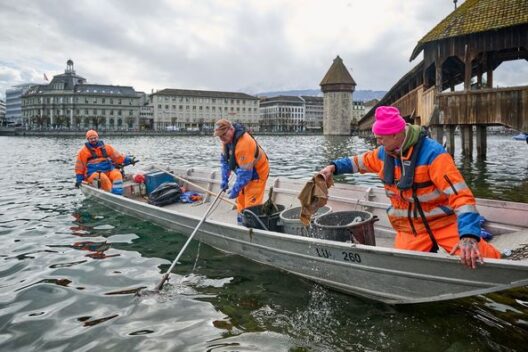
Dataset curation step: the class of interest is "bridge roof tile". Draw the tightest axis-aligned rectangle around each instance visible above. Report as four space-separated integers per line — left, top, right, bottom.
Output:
410 0 528 61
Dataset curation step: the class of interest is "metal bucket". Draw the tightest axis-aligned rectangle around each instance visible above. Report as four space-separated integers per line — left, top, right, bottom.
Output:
312 210 378 245
242 204 286 232
279 206 332 236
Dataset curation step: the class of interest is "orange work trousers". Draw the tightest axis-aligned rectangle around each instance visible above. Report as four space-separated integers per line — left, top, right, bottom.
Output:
394 221 501 258
86 169 123 192
236 179 267 213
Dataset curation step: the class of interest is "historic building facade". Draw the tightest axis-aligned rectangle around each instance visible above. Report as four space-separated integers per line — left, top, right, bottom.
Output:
351 101 366 125
22 60 141 130
151 89 259 132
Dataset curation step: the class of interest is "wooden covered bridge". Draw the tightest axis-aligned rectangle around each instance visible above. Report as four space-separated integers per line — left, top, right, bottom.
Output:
359 0 528 157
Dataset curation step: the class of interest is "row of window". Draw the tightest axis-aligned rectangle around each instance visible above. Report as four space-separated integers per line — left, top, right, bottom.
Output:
261 107 305 113
156 119 256 124
156 96 258 105
156 105 258 112
23 97 137 105
23 109 135 117
261 115 305 120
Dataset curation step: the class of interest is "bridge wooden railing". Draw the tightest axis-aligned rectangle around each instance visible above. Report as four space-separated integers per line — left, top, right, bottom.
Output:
420 87 436 126
438 85 528 131
358 85 527 133
391 84 436 126
393 86 419 119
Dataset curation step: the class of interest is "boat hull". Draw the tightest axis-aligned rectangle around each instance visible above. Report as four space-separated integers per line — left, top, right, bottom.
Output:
81 182 528 305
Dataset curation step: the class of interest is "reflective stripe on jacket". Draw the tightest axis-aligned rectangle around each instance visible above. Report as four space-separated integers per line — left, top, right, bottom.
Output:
333 137 481 237
75 141 125 178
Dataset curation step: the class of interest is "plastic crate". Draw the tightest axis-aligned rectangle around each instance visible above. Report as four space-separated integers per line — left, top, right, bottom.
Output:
145 171 176 195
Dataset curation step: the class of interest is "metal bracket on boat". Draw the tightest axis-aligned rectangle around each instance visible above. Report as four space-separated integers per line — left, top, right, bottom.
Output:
362 187 374 212
271 177 280 203
248 227 254 241
365 187 373 201
204 170 217 203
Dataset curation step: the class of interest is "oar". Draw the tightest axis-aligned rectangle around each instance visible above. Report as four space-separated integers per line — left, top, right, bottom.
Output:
147 188 226 294
153 164 236 207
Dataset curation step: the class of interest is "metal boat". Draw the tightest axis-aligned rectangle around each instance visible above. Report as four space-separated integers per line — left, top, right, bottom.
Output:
80 165 528 304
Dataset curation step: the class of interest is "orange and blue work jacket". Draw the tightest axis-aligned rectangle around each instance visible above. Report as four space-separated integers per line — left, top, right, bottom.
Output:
220 123 269 195
75 141 125 180
332 133 482 238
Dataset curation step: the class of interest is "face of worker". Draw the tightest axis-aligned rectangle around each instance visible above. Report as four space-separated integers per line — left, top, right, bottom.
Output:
218 127 234 144
374 132 405 153
87 135 99 146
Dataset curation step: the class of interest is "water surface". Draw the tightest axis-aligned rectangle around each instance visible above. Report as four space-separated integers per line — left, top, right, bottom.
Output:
0 134 527 351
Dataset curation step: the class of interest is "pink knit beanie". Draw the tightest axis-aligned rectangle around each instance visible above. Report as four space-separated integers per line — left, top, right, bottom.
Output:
372 106 406 135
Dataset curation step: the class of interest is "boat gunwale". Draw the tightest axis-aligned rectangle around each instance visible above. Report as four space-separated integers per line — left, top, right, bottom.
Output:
80 183 528 270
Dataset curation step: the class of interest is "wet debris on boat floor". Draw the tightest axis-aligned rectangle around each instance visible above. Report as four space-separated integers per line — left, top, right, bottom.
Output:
504 244 528 261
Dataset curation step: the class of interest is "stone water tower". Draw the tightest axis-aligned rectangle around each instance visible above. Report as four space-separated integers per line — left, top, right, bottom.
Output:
320 56 356 135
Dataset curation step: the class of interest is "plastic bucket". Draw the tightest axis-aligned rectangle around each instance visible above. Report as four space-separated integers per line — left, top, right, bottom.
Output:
312 210 378 245
242 204 285 232
279 206 332 236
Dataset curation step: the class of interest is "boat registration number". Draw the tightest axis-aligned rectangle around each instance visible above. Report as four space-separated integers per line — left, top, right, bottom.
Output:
314 247 362 263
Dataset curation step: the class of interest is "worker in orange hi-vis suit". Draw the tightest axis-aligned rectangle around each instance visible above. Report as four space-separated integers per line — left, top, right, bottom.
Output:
214 119 269 225
319 106 500 269
74 130 136 195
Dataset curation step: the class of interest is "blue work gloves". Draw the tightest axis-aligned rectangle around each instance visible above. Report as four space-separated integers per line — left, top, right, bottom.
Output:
228 184 241 199
75 174 84 188
220 155 254 198
124 155 138 166
227 168 253 199
220 156 231 191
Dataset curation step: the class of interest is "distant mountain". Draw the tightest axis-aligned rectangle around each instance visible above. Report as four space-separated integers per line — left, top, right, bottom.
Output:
256 89 387 102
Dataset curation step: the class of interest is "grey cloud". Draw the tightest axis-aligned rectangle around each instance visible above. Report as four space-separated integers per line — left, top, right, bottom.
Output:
1 0 523 98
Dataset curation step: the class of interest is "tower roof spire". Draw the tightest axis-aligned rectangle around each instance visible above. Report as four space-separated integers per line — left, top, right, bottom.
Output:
320 56 356 92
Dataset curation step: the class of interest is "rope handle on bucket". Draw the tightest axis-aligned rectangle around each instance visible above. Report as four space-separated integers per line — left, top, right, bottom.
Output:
242 209 269 231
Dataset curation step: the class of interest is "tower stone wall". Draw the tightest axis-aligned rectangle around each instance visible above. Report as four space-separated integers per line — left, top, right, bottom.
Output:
323 92 353 135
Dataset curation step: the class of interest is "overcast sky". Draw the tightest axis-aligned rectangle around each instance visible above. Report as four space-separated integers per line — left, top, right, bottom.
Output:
0 0 526 98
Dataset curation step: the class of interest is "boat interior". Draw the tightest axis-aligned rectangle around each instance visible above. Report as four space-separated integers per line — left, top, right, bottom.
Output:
116 164 528 259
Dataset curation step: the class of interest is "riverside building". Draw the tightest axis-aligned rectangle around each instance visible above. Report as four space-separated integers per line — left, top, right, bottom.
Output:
351 101 366 126
0 99 5 125
302 96 324 132
259 96 305 132
6 83 34 127
22 60 141 130
151 89 259 132
259 95 323 133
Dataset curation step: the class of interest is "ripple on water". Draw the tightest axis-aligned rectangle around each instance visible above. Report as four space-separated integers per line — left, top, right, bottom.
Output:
0 135 527 351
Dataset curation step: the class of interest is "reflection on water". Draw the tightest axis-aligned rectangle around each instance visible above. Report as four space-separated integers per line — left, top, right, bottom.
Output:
0 134 527 351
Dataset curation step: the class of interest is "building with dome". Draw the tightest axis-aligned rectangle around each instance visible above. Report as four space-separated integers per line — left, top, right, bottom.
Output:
22 60 142 130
